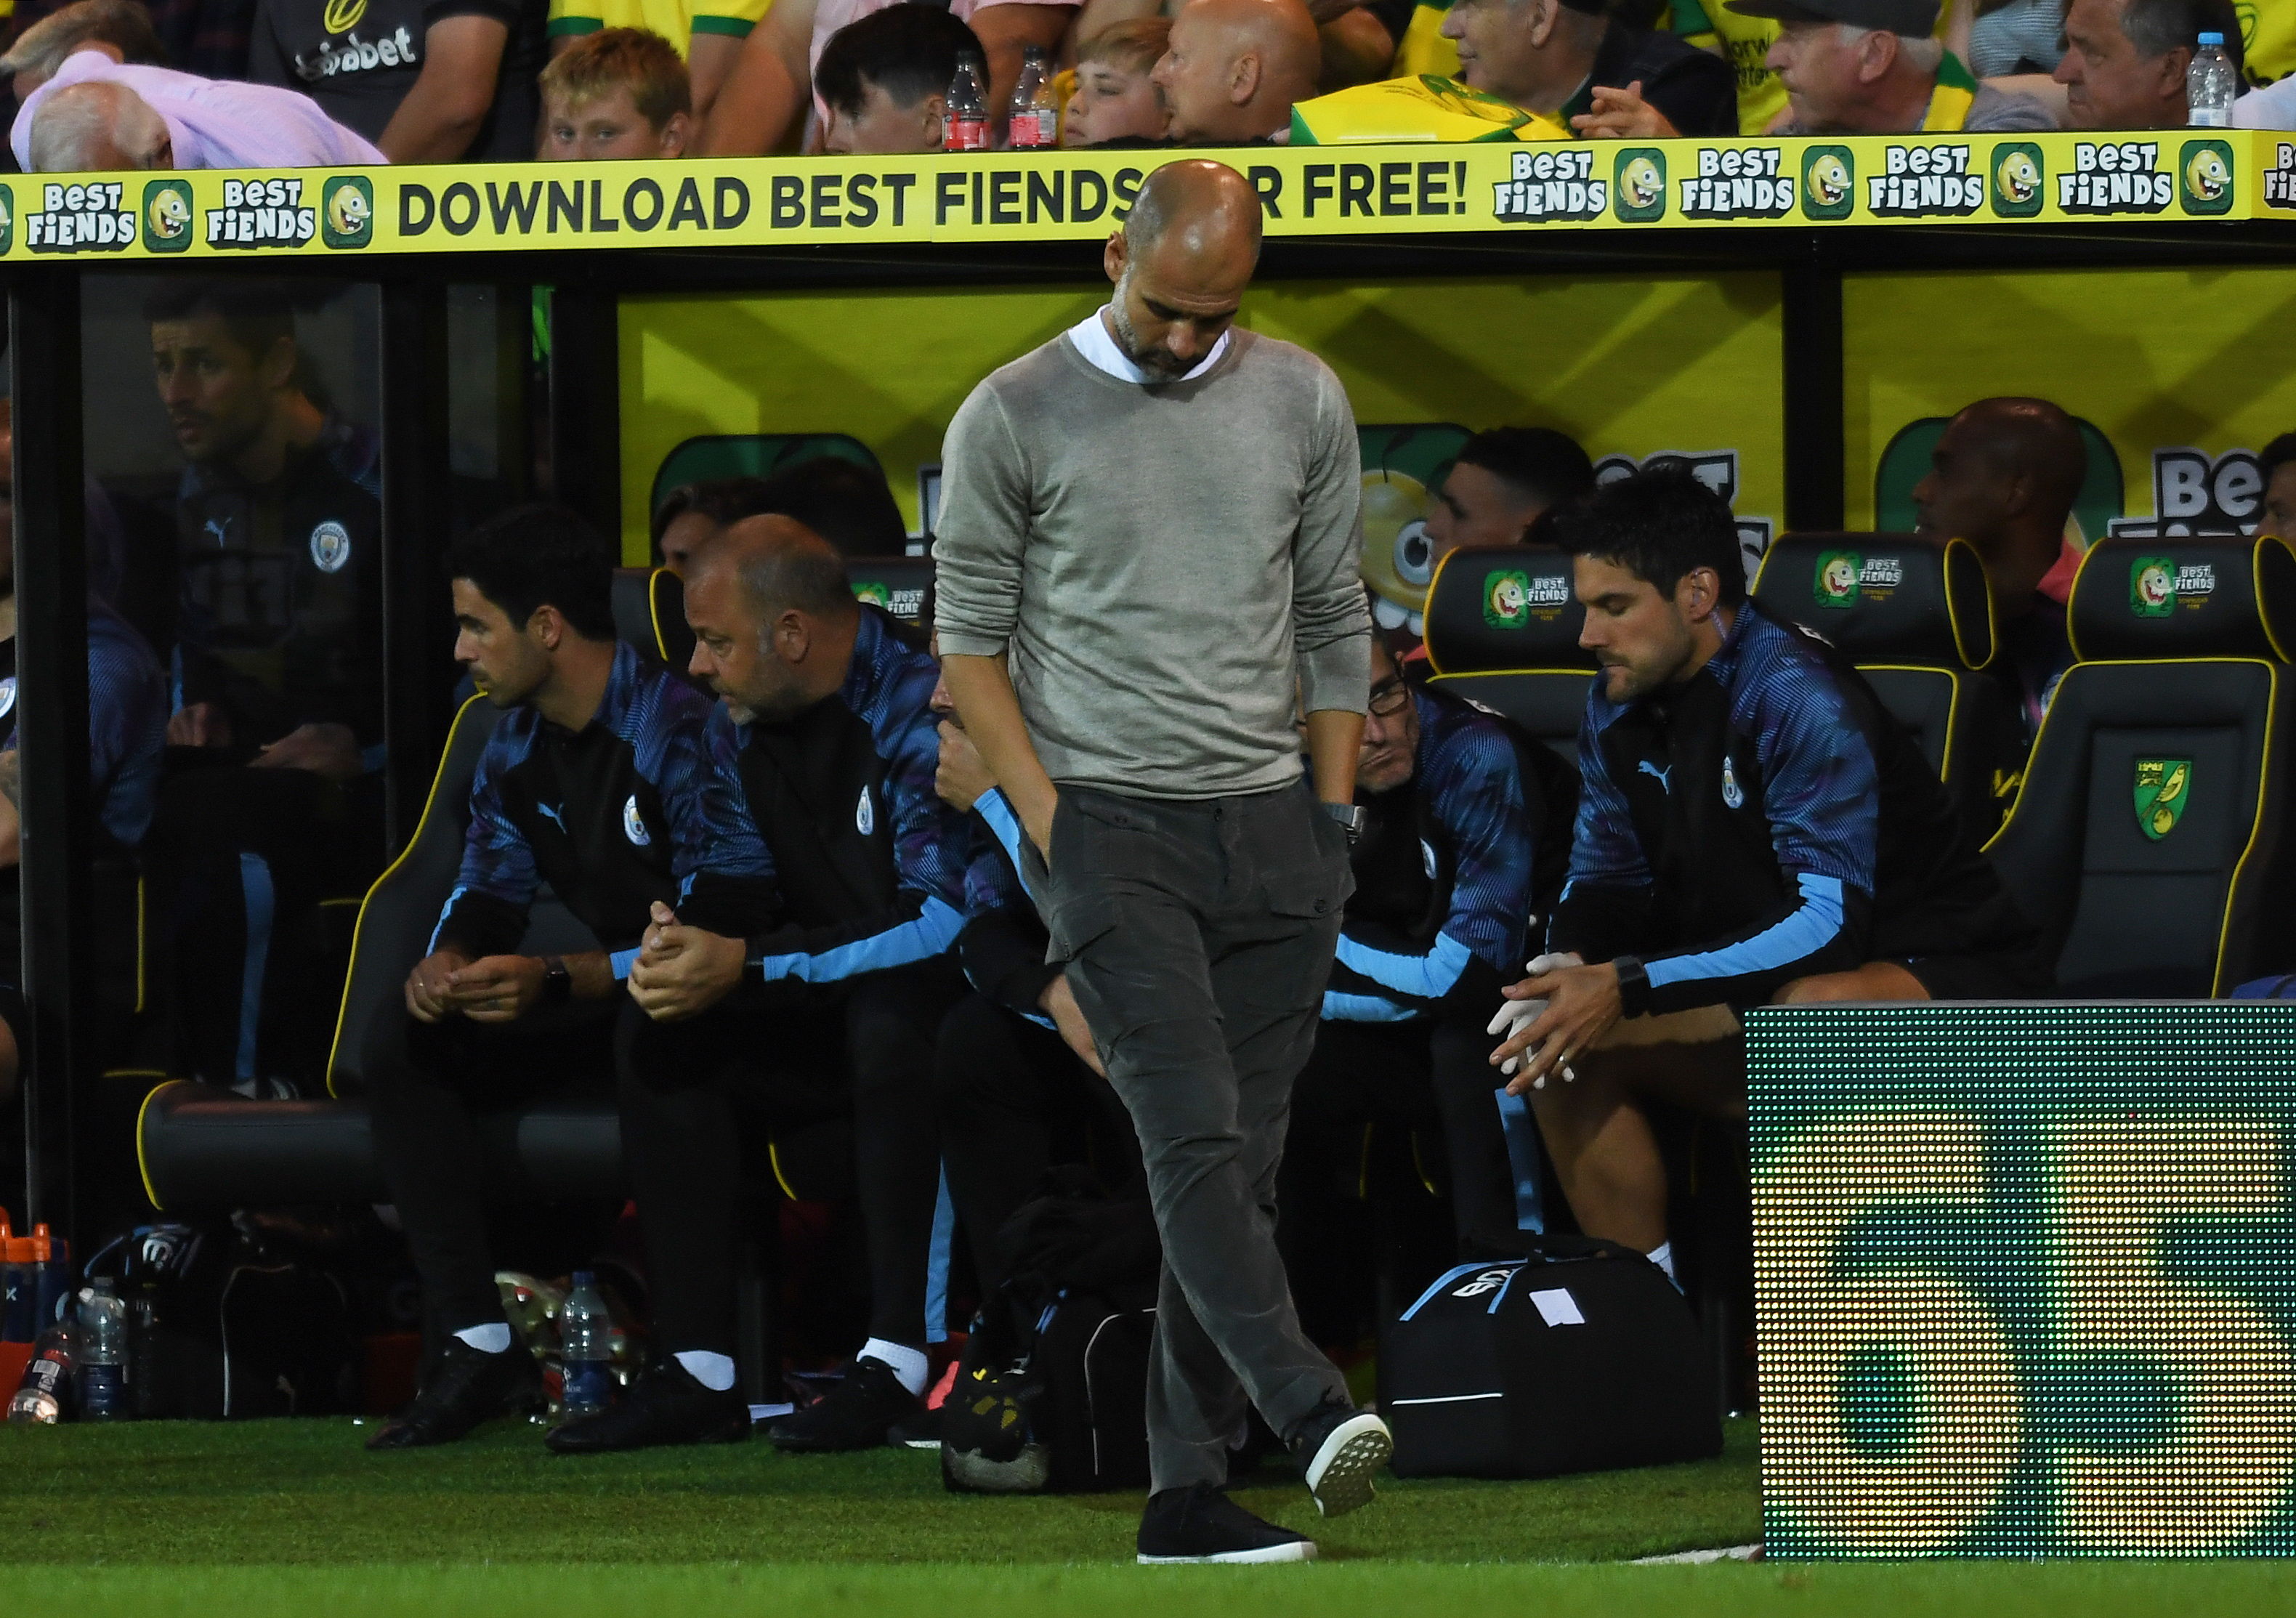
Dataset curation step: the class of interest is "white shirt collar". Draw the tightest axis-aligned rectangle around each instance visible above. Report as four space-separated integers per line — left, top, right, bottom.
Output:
1067 306 1230 385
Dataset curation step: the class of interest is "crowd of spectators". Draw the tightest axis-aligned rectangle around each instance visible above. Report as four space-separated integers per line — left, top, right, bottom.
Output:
0 0 2289 171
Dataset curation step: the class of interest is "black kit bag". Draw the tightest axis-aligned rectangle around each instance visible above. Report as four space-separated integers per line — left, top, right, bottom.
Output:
87 1219 357 1419
1379 1234 1721 1479
942 1173 1159 1494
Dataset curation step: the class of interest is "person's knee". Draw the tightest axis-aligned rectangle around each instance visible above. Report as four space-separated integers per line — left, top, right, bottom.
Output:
1775 961 1931 1004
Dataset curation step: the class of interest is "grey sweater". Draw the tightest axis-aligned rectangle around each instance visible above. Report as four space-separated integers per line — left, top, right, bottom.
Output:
933 325 1370 801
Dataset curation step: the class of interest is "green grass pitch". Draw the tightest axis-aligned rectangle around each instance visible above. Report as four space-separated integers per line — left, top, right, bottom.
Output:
1 1415 2287 1616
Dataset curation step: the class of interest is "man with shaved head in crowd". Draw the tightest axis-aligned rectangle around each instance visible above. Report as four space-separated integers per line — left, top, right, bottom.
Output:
936 160 1388 1564
1152 0 1322 142
583 514 974 1458
1912 396 2088 740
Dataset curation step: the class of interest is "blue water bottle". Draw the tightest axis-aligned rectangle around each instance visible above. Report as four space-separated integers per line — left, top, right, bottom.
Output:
559 1271 613 1423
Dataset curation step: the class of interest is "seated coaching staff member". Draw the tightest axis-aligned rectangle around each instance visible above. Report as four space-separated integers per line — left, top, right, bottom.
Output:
1282 631 1566 1311
1487 469 2042 1279
616 517 972 1455
935 160 1389 1566
363 506 772 1452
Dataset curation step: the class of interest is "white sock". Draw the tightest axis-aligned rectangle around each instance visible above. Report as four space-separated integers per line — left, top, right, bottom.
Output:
1646 1241 1681 1291
453 1323 512 1354
674 1350 737 1392
859 1337 929 1396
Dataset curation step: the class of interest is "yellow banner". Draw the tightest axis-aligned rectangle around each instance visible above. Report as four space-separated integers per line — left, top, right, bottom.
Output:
0 131 2281 261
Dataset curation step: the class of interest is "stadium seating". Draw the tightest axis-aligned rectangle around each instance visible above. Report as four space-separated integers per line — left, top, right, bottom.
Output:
610 567 696 678
1986 535 2296 996
1420 544 1591 762
1750 534 2026 837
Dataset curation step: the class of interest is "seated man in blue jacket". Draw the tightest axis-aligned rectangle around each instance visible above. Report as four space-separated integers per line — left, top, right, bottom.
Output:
1488 469 2043 1285
363 506 775 1452
1279 630 1572 1332
611 515 973 1455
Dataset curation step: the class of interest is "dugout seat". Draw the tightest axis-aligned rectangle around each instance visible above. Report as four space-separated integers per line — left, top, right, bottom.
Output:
1984 535 2296 996
1751 535 2026 837
612 566 695 679
1420 543 1592 764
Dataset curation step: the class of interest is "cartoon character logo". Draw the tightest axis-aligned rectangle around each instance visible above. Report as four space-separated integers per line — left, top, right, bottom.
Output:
145 187 190 240
853 581 892 610
308 520 352 574
1806 152 1850 209
1484 570 1530 628
321 176 373 249
1815 551 1862 607
2186 146 2230 202
1997 150 2040 204
1618 155 1664 215
0 184 15 255
2131 557 2176 617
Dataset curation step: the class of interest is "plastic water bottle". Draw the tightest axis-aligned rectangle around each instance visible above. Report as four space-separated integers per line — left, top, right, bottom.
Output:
1008 44 1058 149
945 51 990 152
2188 32 2238 126
7 1322 76 1425
77 1278 127 1421
559 1271 612 1423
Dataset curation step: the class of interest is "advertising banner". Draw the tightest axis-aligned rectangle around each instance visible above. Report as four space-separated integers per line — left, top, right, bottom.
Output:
1 131 2286 262
1751 1002 2296 1558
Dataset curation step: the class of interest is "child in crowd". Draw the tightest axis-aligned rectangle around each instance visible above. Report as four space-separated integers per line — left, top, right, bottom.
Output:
538 26 695 159
1060 17 1169 146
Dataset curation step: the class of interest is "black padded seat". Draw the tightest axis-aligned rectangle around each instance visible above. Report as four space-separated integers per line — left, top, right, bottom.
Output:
1752 534 2024 837
1420 543 1593 764
612 566 696 681
1986 535 2296 996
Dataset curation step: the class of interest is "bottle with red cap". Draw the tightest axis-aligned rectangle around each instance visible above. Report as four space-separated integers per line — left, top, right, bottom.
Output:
944 49 990 152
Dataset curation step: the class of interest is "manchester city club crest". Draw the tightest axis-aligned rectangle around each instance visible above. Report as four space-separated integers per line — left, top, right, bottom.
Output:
0 676 16 719
623 793 651 846
856 785 876 836
309 520 352 574
2134 758 2191 840
1721 753 1744 809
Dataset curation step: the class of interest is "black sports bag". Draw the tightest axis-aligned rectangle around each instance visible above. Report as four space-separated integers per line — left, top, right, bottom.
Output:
1379 1235 1721 1478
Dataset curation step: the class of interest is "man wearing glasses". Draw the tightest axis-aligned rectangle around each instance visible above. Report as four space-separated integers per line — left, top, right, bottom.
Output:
1279 632 1575 1334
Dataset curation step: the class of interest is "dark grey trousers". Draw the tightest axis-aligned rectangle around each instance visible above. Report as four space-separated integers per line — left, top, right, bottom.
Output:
1027 779 1354 1492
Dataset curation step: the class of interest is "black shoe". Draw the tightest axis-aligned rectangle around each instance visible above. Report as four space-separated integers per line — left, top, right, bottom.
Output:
1287 1397 1391 1518
766 1355 921 1453
888 1403 942 1450
366 1337 541 1451
1136 1484 1316 1565
545 1359 751 1454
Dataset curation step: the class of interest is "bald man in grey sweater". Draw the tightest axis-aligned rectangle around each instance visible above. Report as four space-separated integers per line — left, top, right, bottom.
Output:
935 160 1391 1566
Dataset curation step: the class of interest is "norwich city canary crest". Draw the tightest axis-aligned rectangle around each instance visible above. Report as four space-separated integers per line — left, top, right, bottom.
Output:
2134 758 2191 840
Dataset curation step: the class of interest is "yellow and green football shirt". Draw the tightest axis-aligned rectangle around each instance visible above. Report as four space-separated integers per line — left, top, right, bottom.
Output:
2240 0 2295 84
1664 0 1784 135
547 0 769 57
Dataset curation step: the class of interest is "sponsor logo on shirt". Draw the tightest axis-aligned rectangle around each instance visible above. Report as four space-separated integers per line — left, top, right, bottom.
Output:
2058 142 2172 215
1452 1267 1513 1298
294 25 421 86
25 181 135 254
1678 146 1792 220
1867 144 1981 219
205 177 318 250
1492 148 1606 225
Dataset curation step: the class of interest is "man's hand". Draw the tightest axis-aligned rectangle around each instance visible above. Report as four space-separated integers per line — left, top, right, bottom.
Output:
250 721 364 782
1569 82 1681 140
1489 953 1624 1095
167 701 233 749
1040 972 1105 1077
628 899 746 1021
443 955 548 1024
936 720 998 814
405 949 473 1023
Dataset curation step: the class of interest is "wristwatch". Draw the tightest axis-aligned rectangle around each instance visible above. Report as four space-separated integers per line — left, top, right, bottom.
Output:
1321 802 1365 845
541 955 573 1006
